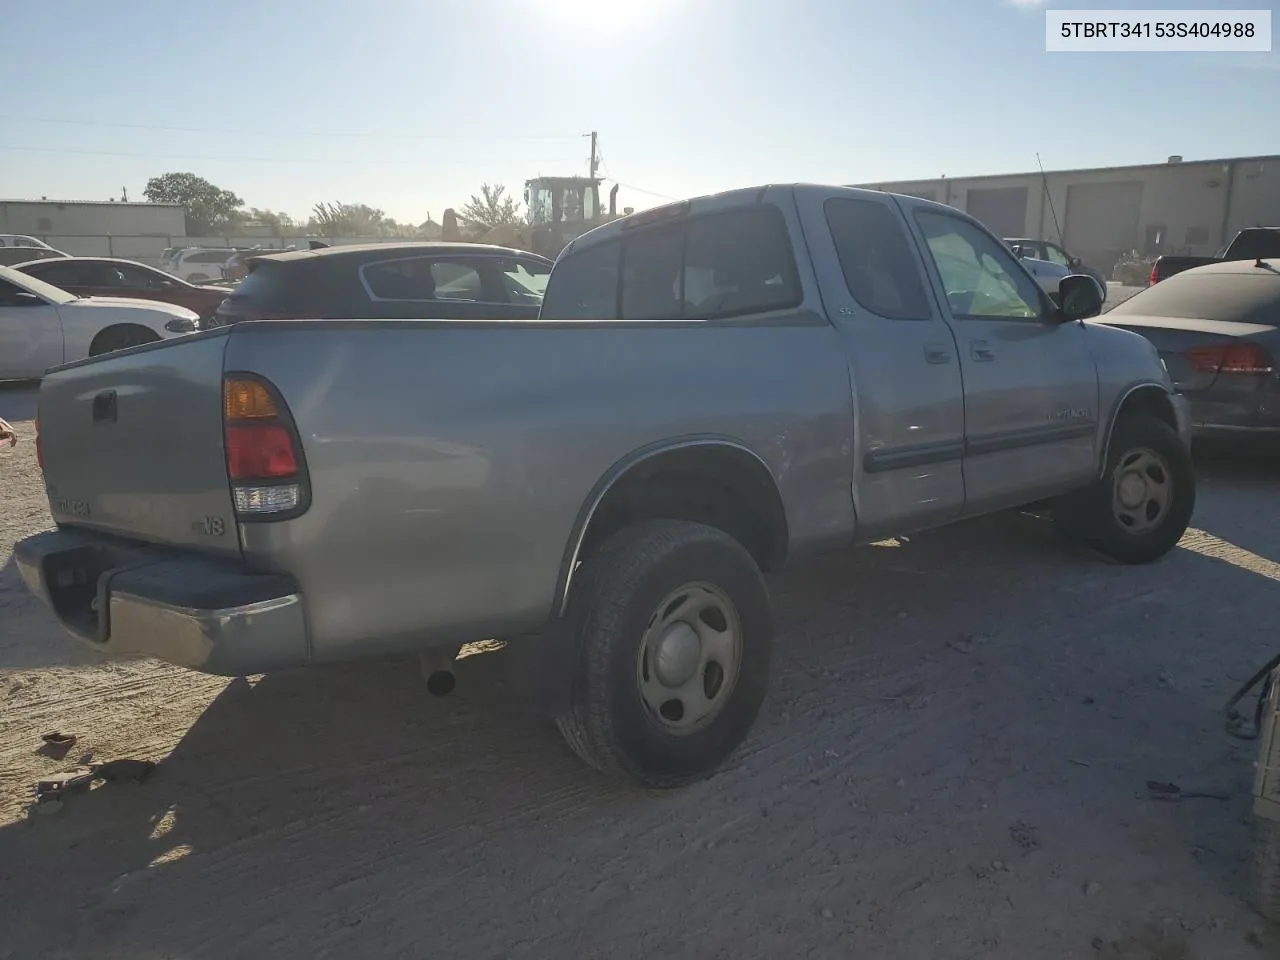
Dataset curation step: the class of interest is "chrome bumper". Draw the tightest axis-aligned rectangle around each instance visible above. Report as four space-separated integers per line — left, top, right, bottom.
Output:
14 528 309 677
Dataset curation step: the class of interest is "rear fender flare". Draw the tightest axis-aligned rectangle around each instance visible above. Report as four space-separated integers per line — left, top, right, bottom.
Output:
554 436 784 616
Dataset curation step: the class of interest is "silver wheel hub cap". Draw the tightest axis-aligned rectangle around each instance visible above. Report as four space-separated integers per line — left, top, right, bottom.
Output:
653 622 701 687
1110 446 1173 535
1117 472 1147 509
636 582 744 736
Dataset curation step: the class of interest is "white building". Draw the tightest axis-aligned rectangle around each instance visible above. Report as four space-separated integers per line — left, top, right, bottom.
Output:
0 198 186 238
853 154 1280 274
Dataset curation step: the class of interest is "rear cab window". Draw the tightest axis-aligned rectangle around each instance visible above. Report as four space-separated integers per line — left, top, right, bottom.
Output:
823 198 932 320
542 205 801 321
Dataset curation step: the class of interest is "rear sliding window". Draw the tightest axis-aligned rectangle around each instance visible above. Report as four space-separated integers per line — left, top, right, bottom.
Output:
541 205 802 321
823 198 932 320
1108 271 1280 324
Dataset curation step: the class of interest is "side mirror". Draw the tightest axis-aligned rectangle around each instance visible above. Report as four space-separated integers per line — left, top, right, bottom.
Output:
1068 256 1082 269
1057 275 1103 322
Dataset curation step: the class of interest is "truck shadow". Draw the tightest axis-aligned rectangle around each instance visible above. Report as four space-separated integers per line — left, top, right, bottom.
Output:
0 490 1275 956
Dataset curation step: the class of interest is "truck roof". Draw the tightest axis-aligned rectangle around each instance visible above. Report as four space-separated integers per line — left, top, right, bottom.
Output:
562 183 952 256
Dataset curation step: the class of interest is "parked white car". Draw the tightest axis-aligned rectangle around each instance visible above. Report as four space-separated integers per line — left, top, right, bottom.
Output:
0 265 199 380
165 247 238 283
0 234 55 250
1017 254 1072 294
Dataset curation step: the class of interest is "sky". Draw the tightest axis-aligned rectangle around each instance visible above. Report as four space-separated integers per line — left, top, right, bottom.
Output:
3 0 1277 224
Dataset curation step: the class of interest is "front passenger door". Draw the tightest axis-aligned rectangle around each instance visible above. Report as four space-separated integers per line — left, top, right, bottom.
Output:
909 207 1099 513
0 279 64 379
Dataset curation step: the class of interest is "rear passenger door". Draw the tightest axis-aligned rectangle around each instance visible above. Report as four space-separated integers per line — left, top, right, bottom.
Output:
794 191 966 538
906 204 1099 513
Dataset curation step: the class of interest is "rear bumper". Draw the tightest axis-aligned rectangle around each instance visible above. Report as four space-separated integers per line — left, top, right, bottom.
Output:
14 528 308 677
1186 386 1280 439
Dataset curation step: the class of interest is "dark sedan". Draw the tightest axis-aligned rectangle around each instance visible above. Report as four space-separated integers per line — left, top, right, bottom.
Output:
213 242 553 325
12 256 233 321
1097 258 1280 440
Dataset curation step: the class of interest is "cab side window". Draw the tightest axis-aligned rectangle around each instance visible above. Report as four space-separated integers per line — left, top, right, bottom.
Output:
824 198 932 320
915 211 1046 320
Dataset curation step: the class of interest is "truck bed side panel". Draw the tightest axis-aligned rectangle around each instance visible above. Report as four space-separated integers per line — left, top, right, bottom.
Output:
223 319 855 660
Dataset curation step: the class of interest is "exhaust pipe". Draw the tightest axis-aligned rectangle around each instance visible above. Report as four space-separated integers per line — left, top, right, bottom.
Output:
419 647 460 697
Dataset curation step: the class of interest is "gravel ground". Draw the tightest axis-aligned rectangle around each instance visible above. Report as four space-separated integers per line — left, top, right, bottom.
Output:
3 307 1278 959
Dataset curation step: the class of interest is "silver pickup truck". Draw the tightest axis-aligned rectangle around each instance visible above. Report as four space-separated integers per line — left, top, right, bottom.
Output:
16 184 1195 788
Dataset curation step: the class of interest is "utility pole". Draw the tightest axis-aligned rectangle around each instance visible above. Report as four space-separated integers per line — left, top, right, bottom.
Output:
588 131 599 180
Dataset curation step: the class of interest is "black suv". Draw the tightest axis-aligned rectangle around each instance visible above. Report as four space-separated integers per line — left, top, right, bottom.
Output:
213 242 554 325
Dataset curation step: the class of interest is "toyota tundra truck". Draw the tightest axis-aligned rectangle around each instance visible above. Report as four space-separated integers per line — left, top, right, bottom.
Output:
15 184 1195 788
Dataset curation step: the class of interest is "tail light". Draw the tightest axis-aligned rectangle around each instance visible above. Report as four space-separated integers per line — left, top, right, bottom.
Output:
222 375 309 520
1185 341 1273 376
1148 263 1159 285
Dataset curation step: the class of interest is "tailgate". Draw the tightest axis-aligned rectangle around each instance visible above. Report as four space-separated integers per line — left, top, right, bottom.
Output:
37 331 240 556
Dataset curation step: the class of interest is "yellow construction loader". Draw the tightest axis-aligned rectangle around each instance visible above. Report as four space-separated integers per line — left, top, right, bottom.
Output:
443 176 630 258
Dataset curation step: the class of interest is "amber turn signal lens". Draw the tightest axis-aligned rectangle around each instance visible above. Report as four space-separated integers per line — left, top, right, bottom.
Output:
223 379 278 420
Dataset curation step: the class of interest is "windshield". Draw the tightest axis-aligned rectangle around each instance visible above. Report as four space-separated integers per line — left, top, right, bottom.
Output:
0 264 77 304
1109 270 1280 325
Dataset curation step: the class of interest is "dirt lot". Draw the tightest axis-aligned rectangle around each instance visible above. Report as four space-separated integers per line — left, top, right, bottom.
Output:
4 347 1280 959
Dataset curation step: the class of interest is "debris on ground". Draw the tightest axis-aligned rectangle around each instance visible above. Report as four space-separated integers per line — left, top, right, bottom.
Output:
1145 780 1230 802
36 731 76 760
30 759 157 811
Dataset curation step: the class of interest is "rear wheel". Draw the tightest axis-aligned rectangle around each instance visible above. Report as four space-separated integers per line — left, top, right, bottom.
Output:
555 520 772 788
88 326 160 357
1053 414 1195 564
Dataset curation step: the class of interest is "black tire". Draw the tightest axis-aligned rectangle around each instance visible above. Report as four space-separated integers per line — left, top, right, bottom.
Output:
88 326 160 357
1052 414 1194 564
1256 818 1280 922
555 520 772 788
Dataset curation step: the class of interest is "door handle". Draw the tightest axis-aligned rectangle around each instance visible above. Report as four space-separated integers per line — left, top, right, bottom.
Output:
970 340 996 362
923 343 953 364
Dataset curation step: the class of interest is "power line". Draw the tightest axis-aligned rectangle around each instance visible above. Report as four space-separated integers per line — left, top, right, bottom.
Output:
609 179 680 202
0 143 577 166
0 113 582 142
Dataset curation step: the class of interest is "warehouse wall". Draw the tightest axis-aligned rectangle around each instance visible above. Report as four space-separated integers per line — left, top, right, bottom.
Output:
855 156 1280 277
0 201 187 236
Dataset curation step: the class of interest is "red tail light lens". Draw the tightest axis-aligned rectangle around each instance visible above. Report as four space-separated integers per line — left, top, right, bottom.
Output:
225 425 298 480
222 376 308 519
1148 263 1159 285
1185 341 1273 376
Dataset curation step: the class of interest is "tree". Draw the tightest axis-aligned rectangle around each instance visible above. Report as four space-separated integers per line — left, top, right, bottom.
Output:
143 172 243 235
308 201 397 238
457 183 523 233
245 208 298 235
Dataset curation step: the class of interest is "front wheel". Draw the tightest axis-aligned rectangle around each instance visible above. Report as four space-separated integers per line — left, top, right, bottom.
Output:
88 326 161 357
555 520 773 788
1053 414 1195 564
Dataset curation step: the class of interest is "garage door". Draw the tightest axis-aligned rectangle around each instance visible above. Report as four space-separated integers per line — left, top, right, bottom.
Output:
1063 180 1143 267
964 187 1028 236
